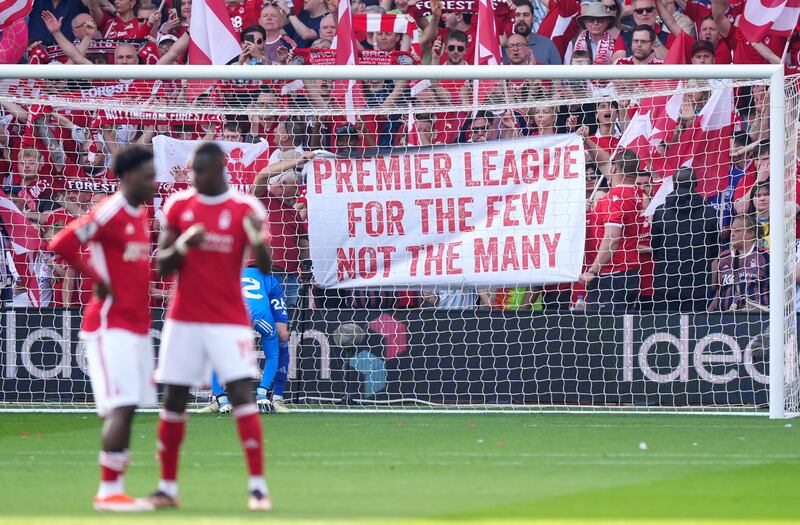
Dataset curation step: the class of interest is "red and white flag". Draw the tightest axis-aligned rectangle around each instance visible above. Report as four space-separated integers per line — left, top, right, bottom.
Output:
617 88 683 164
0 191 44 255
691 83 735 199
352 13 421 57
537 0 580 56
334 0 363 124
188 0 241 65
664 29 691 65
739 0 800 45
0 190 44 306
0 0 32 31
472 0 503 109
645 83 735 214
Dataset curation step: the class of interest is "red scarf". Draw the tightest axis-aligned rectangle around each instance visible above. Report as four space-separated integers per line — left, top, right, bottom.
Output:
573 30 614 65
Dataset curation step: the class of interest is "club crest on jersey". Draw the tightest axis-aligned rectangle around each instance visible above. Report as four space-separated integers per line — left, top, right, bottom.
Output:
125 223 134 235
181 209 194 222
219 209 232 230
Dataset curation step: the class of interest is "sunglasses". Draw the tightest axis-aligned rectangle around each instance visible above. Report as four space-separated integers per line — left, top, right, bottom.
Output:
471 125 489 133
447 45 466 52
585 16 609 23
633 6 655 14
137 17 148 22
602 3 618 10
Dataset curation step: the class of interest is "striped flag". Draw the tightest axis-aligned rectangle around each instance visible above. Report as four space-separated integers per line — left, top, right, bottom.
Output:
537 0 580 56
187 0 241 65
0 0 32 31
472 0 503 110
352 13 421 57
739 0 800 45
0 189 44 306
334 0 362 124
691 84 735 199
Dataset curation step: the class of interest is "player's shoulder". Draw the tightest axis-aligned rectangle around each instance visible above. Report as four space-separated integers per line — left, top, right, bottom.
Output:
92 192 126 226
163 187 198 213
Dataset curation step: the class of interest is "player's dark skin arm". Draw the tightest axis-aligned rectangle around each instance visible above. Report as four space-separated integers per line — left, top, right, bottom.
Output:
156 225 205 277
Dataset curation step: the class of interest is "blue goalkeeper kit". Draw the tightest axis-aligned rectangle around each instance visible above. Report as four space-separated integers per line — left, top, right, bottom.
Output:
211 267 290 396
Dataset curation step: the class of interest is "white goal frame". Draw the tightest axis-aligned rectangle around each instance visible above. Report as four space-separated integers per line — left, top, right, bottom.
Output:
0 63 794 418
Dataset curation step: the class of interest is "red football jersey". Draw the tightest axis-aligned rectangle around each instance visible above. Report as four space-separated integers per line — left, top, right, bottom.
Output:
227 0 260 34
594 184 645 274
614 55 664 65
163 188 266 326
100 13 150 39
49 193 152 334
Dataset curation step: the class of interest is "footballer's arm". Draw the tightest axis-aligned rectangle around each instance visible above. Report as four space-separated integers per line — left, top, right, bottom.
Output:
49 216 112 299
156 224 205 277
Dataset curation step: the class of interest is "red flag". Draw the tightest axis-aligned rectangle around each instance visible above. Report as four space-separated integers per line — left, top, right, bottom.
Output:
0 0 32 32
472 0 503 109
691 84 735 199
188 0 240 64
0 190 45 255
333 0 365 124
739 0 800 45
187 0 241 99
664 30 690 64
537 0 580 56
0 190 44 306
352 13 421 58
616 88 683 166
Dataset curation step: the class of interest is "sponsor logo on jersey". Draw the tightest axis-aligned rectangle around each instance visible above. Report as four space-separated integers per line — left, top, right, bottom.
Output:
201 232 234 253
122 241 151 262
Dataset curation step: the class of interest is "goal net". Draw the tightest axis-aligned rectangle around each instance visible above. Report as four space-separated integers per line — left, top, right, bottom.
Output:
0 66 797 416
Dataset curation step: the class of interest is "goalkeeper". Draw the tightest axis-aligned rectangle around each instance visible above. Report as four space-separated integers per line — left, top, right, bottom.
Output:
208 266 291 414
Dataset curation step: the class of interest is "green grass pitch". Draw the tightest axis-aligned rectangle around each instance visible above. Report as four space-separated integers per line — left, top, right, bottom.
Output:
0 413 798 524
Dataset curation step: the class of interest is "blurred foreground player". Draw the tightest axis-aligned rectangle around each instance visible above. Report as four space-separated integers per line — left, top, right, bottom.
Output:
49 145 158 512
148 142 273 511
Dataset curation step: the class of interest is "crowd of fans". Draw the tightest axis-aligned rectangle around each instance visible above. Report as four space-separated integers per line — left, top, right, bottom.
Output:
0 0 796 313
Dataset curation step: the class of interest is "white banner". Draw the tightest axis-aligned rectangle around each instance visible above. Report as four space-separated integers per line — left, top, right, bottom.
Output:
307 135 586 289
152 135 270 190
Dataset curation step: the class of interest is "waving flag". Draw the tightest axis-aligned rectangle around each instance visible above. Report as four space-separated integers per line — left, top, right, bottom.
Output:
739 0 800 45
664 30 691 65
188 0 240 65
0 0 32 31
0 189 44 306
473 0 503 109
0 191 44 255
537 0 580 56
617 88 683 164
644 83 735 214
352 13 421 57
334 0 363 124
691 83 735 199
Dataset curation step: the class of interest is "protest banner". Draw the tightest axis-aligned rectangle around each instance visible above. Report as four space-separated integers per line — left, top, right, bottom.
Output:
307 134 586 288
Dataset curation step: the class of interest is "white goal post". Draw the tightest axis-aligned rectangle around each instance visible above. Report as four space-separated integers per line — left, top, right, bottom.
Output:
0 64 795 418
